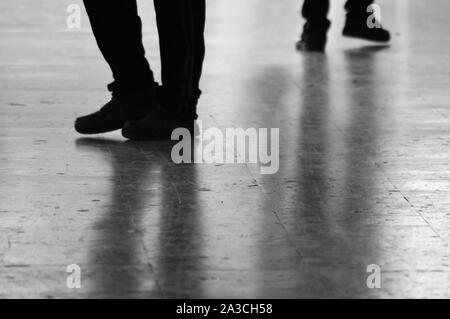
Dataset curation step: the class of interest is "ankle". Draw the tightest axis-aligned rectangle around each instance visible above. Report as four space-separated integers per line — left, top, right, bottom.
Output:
108 80 157 98
304 19 331 33
156 86 200 120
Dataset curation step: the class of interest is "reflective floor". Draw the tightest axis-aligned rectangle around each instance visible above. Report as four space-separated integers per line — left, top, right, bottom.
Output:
1 0 450 298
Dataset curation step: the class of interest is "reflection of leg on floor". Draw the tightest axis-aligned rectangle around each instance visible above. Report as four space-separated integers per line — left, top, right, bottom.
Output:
75 138 155 297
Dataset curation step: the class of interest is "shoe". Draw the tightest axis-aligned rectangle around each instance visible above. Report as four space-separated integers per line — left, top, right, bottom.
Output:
296 20 331 52
122 104 198 141
121 87 201 141
74 85 156 135
343 17 390 42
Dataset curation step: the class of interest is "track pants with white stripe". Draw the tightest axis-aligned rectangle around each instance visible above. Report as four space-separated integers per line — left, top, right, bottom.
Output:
83 0 205 115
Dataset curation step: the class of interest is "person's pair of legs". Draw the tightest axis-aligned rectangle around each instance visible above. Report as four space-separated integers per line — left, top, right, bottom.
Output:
297 0 390 52
75 0 205 139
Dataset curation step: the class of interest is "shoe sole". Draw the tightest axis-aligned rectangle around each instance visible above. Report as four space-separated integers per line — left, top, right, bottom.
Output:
122 122 199 141
74 122 123 135
342 30 390 43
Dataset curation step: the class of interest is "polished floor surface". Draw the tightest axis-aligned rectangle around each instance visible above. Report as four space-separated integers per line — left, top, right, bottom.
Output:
1 0 450 298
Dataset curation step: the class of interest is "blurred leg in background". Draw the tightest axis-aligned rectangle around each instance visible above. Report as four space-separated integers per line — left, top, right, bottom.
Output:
297 0 390 52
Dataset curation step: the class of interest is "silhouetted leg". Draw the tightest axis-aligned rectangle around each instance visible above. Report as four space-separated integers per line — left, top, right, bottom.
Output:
302 0 330 27
75 1 157 135
154 0 206 117
122 0 206 140
191 1 206 106
297 0 330 52
83 0 154 96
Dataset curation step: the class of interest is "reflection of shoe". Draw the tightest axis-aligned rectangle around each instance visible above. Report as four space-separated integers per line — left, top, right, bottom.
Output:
122 105 198 141
296 20 330 52
343 17 390 42
74 85 156 135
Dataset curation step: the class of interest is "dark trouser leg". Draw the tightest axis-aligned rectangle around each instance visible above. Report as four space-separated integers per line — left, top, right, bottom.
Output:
154 0 206 117
301 0 330 27
83 0 154 96
297 0 330 51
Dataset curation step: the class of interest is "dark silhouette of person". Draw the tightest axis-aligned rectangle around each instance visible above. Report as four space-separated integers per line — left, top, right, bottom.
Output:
75 1 205 140
297 0 390 52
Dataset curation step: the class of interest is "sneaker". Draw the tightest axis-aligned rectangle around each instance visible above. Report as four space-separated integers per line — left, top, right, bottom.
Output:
296 20 331 52
122 104 198 141
74 85 156 135
343 17 390 42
